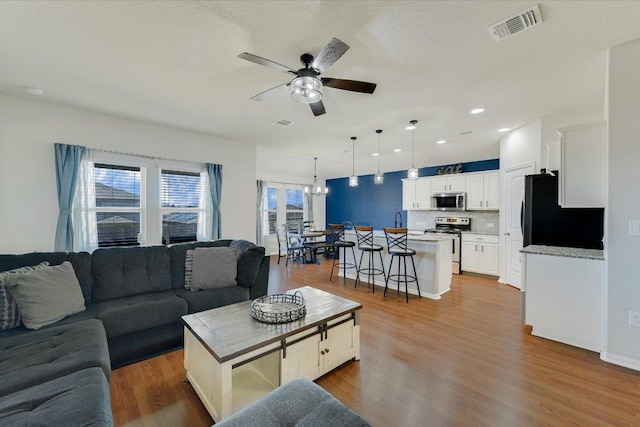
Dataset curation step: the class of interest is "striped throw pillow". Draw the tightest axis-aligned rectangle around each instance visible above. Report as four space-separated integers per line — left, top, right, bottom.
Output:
0 262 49 331
184 250 195 290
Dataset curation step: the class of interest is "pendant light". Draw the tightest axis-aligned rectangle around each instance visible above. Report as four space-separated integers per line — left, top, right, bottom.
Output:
407 120 419 179
374 129 384 185
349 136 358 187
305 157 328 196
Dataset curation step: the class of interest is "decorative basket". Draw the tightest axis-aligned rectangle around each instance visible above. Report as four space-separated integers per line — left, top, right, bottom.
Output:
251 291 306 324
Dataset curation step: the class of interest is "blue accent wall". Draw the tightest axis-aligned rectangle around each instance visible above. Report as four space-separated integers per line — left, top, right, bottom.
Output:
326 159 499 230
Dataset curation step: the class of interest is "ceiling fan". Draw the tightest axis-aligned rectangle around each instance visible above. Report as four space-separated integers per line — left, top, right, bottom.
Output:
237 37 377 116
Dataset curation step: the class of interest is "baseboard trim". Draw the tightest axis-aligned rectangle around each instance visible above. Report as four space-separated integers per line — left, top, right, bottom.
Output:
600 352 640 372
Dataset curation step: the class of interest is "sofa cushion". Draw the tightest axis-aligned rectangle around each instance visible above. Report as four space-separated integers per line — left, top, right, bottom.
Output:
0 303 98 340
96 290 187 338
0 319 110 396
230 240 265 288
189 247 238 291
92 246 172 301
6 262 86 330
0 252 94 304
215 377 371 427
168 240 232 289
0 367 113 426
0 262 49 331
174 286 249 313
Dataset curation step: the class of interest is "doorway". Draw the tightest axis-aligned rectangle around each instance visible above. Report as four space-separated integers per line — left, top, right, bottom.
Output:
501 162 535 289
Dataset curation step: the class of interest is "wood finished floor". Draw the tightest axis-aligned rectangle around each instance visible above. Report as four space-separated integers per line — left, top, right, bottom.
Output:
111 256 640 426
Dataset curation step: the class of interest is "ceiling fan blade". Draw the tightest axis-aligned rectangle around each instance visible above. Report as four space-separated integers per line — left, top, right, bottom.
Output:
250 83 290 101
237 52 296 74
321 78 377 94
309 100 326 116
312 38 350 73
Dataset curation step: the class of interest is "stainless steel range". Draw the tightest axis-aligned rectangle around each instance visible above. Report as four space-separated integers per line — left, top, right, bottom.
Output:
425 217 470 275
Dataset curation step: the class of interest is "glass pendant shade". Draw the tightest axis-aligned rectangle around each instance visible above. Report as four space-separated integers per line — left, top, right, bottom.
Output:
349 175 359 187
291 76 322 104
407 167 419 179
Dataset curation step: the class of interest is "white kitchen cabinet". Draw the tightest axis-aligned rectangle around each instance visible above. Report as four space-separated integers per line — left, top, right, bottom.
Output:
465 172 500 210
461 234 499 276
431 175 465 193
557 121 606 208
402 178 431 210
281 315 358 384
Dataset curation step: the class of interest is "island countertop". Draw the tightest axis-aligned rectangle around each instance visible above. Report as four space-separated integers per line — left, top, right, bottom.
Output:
344 230 454 243
521 245 604 261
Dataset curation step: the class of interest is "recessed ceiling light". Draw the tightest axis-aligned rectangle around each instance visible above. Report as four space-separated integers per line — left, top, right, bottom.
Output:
25 86 43 96
470 108 485 114
498 127 510 132
393 148 402 152
436 140 447 144
372 153 379 157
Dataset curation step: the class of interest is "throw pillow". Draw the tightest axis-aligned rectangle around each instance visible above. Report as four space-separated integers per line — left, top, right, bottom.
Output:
6 261 86 330
0 262 49 331
184 249 195 290
230 240 265 288
190 247 238 291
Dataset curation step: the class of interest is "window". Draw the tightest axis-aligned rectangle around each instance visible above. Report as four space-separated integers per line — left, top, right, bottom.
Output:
285 188 304 232
94 163 143 247
260 184 307 234
160 170 202 244
266 187 277 234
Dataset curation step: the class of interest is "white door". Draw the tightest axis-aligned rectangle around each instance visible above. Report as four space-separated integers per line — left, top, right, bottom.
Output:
503 163 535 289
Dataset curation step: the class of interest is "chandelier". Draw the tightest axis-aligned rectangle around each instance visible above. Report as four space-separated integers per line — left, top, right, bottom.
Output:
305 157 328 196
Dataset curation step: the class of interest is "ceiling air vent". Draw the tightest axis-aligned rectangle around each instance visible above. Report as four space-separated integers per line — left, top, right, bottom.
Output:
273 119 294 127
489 4 542 41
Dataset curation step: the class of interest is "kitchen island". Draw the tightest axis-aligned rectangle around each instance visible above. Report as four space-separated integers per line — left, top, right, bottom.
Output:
342 231 453 299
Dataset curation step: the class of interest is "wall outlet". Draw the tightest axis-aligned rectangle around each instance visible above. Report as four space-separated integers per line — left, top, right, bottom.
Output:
629 311 640 327
486 223 494 228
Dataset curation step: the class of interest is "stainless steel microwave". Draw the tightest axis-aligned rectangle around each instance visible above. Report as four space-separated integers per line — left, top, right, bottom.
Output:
431 192 466 211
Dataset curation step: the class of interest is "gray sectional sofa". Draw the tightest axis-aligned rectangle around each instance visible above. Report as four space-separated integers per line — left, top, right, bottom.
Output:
0 239 269 426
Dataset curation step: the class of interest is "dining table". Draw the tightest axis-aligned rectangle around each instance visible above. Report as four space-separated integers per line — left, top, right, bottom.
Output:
291 229 331 264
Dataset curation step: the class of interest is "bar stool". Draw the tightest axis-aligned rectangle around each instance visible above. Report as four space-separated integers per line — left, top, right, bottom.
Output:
354 226 386 293
329 224 359 285
383 227 421 303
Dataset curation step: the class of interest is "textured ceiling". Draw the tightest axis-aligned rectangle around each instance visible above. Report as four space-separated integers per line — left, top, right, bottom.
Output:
1 1 640 179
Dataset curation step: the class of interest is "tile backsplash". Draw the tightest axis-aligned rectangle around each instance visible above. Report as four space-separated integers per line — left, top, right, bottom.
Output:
407 210 500 234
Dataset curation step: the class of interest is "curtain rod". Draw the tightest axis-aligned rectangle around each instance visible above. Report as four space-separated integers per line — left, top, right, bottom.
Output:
91 147 201 165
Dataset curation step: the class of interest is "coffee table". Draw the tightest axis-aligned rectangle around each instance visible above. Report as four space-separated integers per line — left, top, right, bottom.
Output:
182 286 362 422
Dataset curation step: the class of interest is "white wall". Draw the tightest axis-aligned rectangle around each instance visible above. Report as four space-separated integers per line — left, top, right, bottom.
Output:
499 119 542 172
603 37 640 370
0 94 257 253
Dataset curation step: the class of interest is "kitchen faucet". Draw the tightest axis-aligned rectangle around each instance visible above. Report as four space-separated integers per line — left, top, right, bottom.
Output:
394 211 403 228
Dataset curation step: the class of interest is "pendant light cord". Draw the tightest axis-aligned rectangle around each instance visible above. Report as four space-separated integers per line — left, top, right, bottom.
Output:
351 137 356 176
378 131 381 172
412 128 415 169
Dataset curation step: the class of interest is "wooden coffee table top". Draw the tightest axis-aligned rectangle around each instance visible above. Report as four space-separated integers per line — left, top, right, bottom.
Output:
182 286 362 363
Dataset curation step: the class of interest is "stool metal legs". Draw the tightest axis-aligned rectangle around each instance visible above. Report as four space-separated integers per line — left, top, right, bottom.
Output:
384 254 421 303
330 245 359 285
355 249 386 293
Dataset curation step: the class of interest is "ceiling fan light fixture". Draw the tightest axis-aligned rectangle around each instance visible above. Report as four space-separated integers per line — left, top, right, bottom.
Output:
291 76 322 104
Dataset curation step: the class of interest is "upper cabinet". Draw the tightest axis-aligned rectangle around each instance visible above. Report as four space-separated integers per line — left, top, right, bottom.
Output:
431 175 466 193
557 121 606 208
465 172 499 210
402 179 431 210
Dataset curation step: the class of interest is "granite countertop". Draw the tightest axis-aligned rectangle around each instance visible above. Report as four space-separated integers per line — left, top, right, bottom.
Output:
462 231 500 236
520 245 604 260
344 230 451 243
